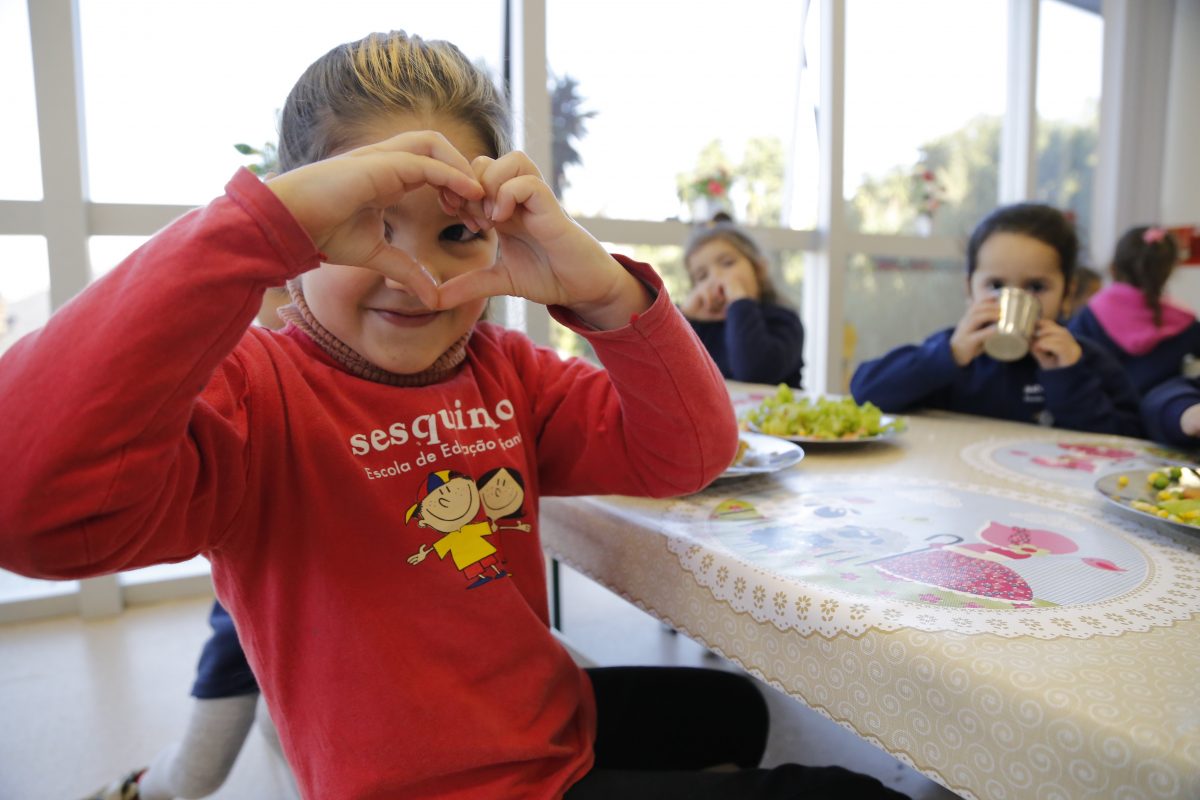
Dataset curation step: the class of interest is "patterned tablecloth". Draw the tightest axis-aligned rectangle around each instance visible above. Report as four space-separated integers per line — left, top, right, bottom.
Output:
540 383 1200 800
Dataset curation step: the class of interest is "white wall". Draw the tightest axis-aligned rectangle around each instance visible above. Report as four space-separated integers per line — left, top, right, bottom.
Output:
1163 0 1200 308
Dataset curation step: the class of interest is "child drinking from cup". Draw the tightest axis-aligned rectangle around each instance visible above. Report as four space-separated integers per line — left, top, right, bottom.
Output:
851 203 1140 435
0 30 905 800
1068 225 1197 393
681 218 805 387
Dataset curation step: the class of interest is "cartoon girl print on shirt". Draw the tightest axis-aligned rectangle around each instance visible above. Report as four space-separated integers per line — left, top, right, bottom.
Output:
405 470 509 589
477 467 532 533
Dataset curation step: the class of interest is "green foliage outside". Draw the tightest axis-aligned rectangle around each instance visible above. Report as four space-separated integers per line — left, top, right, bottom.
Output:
676 138 786 227
847 112 1097 249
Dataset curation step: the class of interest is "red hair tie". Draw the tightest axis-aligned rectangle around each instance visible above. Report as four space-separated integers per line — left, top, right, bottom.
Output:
1143 227 1167 244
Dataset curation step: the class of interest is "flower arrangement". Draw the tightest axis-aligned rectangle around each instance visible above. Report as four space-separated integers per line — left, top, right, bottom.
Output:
913 167 945 219
678 166 735 222
679 166 733 203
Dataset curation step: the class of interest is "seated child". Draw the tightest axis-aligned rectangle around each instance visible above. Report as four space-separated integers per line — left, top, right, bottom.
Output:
1068 225 1199 393
2 30 905 800
1140 376 1200 448
681 217 805 387
851 203 1141 436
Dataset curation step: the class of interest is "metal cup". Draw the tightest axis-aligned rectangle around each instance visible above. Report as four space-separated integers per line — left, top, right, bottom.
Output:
983 287 1041 362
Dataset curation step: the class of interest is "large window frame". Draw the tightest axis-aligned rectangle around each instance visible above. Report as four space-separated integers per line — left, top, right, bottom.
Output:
0 0 1170 621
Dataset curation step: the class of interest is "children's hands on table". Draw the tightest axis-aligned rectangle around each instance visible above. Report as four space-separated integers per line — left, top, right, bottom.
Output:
1031 320 1082 370
265 131 485 310
435 152 650 329
949 296 1000 366
1180 404 1200 437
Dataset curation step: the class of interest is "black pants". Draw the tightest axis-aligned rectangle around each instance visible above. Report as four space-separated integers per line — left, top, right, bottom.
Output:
565 667 910 800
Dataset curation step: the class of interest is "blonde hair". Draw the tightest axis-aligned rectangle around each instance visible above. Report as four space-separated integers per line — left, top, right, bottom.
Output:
277 31 511 172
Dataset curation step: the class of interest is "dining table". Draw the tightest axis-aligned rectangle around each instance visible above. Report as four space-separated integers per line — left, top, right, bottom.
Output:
540 381 1200 800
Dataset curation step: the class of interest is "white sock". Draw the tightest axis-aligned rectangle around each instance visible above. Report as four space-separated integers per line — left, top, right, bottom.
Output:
136 694 258 800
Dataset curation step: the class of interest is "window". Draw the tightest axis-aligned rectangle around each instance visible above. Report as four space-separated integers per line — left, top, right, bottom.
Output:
1035 0 1102 250
843 253 965 390
78 0 504 205
0 0 42 200
0 237 50 358
547 0 820 229
844 0 1008 238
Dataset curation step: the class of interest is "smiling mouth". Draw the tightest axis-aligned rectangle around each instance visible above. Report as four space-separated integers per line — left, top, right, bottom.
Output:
374 308 439 328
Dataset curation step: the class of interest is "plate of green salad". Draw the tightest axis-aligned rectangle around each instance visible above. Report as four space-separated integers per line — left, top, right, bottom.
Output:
1095 466 1200 533
741 385 906 444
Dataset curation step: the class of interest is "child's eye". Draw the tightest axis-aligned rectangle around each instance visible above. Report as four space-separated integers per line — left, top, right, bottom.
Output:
987 279 1006 291
383 222 394 244
441 224 482 243
1026 280 1048 294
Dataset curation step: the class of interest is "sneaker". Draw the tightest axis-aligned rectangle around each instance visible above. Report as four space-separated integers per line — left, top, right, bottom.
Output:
82 768 145 800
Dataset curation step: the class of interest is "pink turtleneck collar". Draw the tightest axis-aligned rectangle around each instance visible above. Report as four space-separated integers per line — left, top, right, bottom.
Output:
1086 282 1196 356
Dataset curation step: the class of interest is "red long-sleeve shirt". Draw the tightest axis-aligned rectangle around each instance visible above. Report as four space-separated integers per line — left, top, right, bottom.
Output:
0 169 737 799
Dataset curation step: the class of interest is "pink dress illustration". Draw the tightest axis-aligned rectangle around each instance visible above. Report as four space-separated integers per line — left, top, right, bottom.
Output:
873 522 1089 602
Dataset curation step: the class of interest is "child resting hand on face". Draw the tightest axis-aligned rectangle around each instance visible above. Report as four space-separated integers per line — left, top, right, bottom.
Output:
680 219 805 388
1 30 907 800
851 203 1141 436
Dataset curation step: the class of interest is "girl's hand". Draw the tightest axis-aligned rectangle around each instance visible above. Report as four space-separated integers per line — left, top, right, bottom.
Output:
949 296 1000 366
435 152 651 330
1031 320 1082 370
682 282 725 321
265 131 485 309
715 271 753 304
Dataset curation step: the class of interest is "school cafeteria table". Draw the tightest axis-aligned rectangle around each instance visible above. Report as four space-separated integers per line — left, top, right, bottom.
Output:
541 382 1200 800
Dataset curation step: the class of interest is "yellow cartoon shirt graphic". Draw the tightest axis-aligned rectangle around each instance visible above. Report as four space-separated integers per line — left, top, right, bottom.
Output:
406 469 509 588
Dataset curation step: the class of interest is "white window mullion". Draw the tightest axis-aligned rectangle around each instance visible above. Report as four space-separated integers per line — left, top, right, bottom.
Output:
506 0 551 347
810 0 847 397
27 0 126 619
27 0 91 311
1000 0 1038 204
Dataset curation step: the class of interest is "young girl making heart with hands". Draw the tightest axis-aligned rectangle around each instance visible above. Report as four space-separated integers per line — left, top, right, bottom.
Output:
1 31 904 800
851 203 1140 435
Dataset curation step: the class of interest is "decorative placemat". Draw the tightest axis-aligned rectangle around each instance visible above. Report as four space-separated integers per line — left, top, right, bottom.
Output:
960 436 1196 499
623 471 1200 639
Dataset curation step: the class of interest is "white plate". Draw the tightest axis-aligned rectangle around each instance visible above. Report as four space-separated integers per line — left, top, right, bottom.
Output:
748 415 905 445
1095 468 1200 535
717 432 805 479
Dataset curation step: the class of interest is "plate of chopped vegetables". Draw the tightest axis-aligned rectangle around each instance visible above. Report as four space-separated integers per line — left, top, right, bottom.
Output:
1095 466 1200 531
740 385 906 444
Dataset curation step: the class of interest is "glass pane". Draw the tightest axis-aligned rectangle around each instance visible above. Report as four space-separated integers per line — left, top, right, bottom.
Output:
89 235 151 281
0 569 76 603
0 236 51 358
119 558 210 586
845 0 1007 237
844 253 965 392
79 0 504 204
0 0 42 200
547 0 820 229
1036 0 1102 249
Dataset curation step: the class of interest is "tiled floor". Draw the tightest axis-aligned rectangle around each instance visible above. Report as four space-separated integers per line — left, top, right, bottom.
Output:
0 564 962 799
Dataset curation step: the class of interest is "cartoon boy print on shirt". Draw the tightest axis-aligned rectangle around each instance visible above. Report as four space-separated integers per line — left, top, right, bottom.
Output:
405 470 509 589
477 467 532 533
